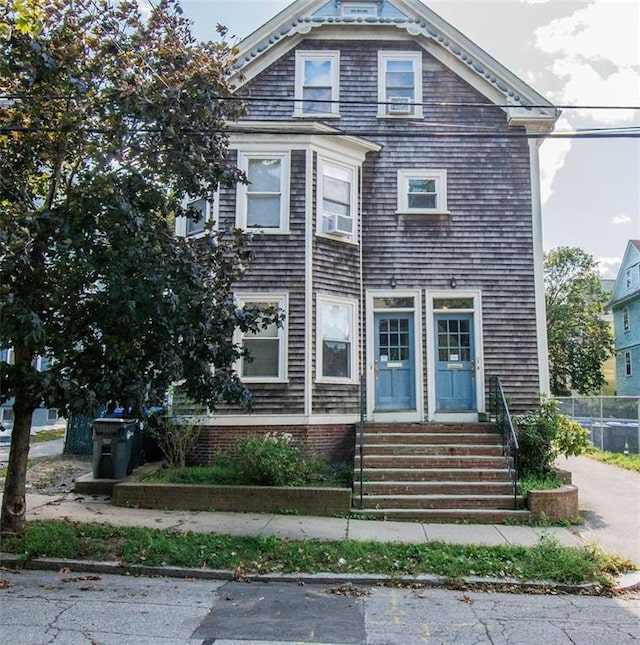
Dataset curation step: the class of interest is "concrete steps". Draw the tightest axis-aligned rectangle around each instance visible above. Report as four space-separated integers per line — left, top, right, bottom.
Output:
352 423 528 523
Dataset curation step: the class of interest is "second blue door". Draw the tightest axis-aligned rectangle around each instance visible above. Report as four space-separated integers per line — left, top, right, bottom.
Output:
374 313 415 411
435 313 476 411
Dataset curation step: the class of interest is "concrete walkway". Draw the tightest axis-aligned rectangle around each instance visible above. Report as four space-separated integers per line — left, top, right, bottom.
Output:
24 491 585 550
562 455 640 564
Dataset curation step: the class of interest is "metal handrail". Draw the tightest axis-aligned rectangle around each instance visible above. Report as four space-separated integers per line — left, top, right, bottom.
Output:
358 373 366 509
489 376 519 509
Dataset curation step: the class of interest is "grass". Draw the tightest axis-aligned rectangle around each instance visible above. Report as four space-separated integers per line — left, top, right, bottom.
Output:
2 519 635 589
586 448 640 474
518 473 562 500
31 428 66 443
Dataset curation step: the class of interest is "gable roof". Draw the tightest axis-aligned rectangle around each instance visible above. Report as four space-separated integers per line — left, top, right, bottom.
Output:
611 239 640 306
230 0 559 131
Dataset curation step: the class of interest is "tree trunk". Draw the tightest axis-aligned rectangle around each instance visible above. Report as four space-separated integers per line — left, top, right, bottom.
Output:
1 365 36 535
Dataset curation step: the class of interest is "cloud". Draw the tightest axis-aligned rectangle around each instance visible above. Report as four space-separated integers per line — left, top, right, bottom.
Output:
539 116 572 204
597 256 622 279
612 213 632 225
533 1 640 124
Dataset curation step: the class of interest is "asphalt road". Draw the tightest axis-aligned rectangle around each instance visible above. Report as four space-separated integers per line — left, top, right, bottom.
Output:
1 569 639 644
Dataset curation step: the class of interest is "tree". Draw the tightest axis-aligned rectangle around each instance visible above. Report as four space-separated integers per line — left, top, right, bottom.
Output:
544 247 614 396
0 0 277 534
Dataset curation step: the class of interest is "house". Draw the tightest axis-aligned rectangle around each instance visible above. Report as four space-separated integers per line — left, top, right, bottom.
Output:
610 240 640 396
176 0 558 469
600 278 616 395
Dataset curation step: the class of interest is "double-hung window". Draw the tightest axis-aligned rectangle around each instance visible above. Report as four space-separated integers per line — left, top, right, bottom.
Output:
318 158 357 241
295 51 340 117
625 351 632 377
623 307 630 332
237 152 290 232
317 296 357 382
397 169 448 214
236 294 287 382
378 51 422 118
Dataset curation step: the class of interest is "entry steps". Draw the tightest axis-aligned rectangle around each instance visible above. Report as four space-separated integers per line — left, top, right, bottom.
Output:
353 423 529 523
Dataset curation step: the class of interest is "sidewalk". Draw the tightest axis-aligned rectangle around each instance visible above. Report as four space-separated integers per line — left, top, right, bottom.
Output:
24 490 585 549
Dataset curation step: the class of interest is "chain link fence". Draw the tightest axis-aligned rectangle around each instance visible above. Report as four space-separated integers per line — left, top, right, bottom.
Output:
556 397 640 454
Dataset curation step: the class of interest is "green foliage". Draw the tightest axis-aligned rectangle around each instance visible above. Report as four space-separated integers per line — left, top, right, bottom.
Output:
518 473 562 499
587 448 640 474
545 247 614 396
515 397 591 477
144 412 200 469
231 433 310 487
4 520 634 587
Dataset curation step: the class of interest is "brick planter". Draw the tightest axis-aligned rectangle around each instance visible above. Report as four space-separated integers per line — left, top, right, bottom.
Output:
112 481 351 517
527 484 579 522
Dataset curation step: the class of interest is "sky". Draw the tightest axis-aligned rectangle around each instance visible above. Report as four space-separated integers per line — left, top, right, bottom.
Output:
163 0 640 279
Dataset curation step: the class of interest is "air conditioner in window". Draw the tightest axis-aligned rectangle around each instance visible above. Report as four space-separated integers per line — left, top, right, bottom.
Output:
326 214 353 237
387 96 412 114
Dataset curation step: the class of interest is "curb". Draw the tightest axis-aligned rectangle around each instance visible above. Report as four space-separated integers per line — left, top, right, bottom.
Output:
2 552 636 595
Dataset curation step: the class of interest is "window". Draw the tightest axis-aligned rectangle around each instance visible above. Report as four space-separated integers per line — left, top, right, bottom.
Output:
341 2 378 16
317 296 357 382
623 307 630 332
295 51 340 117
625 351 632 377
176 194 216 237
318 158 356 240
237 152 289 232
626 269 632 289
397 169 448 213
236 294 287 382
378 51 422 118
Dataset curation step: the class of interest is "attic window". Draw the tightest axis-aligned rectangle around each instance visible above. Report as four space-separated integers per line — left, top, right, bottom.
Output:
341 2 378 17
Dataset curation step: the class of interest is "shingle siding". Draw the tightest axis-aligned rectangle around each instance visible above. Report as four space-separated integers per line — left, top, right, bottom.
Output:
214 35 542 417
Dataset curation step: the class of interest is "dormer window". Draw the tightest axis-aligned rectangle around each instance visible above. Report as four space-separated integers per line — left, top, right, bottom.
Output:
378 51 423 118
295 51 340 117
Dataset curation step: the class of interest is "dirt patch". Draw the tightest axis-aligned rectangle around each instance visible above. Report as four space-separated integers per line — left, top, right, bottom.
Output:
0 454 92 495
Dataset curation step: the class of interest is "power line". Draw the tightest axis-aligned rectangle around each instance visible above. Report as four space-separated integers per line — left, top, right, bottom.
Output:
1 124 639 139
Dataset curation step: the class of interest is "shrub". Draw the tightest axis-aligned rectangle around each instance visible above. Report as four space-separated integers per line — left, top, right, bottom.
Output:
514 397 590 478
144 412 200 469
231 433 309 486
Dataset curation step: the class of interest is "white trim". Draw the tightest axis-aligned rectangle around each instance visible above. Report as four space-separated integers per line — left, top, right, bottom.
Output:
294 50 340 117
236 151 290 233
178 413 359 427
304 149 313 416
234 292 288 383
316 294 359 384
377 50 423 119
396 169 448 214
316 155 358 242
528 139 550 395
425 289 485 422
366 289 423 422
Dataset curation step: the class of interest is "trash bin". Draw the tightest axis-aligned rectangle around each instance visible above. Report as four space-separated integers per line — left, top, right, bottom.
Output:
92 418 138 479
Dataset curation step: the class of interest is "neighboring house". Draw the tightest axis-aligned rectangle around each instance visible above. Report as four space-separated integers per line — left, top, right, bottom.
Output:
610 240 640 396
0 349 60 428
177 0 558 460
600 278 616 395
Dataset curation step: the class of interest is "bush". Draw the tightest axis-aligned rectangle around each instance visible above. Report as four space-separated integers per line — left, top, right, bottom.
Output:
231 433 309 486
144 412 200 469
515 397 590 478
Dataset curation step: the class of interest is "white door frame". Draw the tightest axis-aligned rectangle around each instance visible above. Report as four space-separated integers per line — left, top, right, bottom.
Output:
426 290 485 422
366 289 424 423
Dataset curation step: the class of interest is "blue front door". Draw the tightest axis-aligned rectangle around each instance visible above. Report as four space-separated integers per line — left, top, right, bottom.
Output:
374 313 415 411
435 313 476 411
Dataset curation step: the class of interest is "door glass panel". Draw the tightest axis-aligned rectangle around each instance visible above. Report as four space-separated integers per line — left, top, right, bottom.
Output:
373 297 414 309
433 298 474 310
378 318 410 362
437 318 472 362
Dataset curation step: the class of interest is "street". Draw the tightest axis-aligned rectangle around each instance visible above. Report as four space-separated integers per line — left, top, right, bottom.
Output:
1 569 638 644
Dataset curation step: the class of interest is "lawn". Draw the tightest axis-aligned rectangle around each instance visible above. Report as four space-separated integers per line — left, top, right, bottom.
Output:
586 449 640 474
2 519 635 589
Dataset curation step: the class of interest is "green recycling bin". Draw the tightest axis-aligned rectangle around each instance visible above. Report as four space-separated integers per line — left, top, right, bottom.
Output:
92 418 138 479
